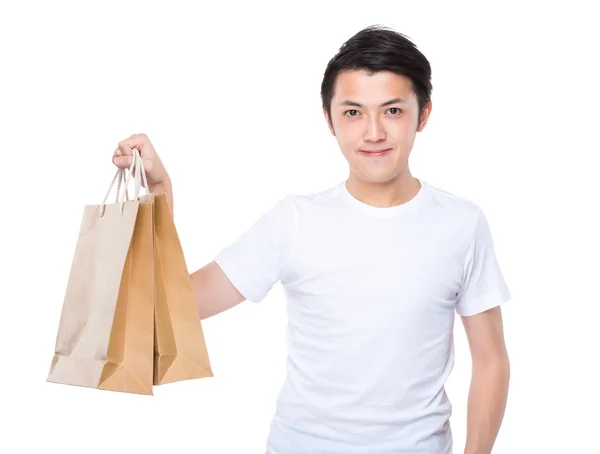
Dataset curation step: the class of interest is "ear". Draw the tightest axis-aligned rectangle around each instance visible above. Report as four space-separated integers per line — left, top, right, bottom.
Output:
416 100 433 132
323 107 335 136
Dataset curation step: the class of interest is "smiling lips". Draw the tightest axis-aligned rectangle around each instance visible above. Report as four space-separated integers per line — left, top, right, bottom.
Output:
359 148 392 157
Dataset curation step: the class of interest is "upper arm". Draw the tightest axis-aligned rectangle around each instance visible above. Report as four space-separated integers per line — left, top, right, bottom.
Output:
190 260 247 320
461 305 509 365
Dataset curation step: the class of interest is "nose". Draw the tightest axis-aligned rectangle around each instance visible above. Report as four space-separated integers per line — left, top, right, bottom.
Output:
364 116 386 143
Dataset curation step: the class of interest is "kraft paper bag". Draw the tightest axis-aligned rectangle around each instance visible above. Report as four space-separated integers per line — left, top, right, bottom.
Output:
47 148 213 395
153 191 213 385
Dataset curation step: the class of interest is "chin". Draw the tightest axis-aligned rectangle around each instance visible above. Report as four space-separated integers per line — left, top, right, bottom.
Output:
353 171 403 184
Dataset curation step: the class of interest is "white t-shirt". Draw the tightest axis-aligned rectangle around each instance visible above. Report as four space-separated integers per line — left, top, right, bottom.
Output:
213 177 512 454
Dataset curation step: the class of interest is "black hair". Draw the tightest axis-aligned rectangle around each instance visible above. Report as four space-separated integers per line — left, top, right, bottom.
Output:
320 24 432 129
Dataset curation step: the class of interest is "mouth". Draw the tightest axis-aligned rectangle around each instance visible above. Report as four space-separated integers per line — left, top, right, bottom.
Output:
359 148 392 157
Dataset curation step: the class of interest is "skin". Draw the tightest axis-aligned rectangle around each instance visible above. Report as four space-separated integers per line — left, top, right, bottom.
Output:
112 70 510 452
462 306 510 454
325 70 510 454
324 69 431 208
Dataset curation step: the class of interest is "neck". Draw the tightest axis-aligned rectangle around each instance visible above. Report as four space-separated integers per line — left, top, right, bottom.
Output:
345 172 421 208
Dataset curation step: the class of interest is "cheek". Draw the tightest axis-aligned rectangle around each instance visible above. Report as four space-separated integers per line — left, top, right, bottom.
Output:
390 122 417 144
340 133 362 153
333 123 357 145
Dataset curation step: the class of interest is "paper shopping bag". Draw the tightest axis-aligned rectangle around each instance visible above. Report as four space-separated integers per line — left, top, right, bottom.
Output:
153 190 213 385
46 181 155 394
47 148 213 394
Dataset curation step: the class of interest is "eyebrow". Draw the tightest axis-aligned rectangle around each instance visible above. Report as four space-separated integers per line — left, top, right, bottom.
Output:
339 97 408 108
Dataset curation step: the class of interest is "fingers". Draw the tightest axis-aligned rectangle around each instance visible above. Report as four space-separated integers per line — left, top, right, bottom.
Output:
113 154 133 169
112 155 153 184
113 133 146 168
112 134 155 186
118 133 148 157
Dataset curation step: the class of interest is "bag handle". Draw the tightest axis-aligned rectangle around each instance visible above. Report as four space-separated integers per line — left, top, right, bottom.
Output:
102 169 129 206
121 147 149 202
99 148 149 216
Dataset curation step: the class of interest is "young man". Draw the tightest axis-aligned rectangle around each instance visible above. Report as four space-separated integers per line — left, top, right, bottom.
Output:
113 25 511 454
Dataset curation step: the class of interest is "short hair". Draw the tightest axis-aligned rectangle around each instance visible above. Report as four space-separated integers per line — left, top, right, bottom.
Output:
321 25 433 126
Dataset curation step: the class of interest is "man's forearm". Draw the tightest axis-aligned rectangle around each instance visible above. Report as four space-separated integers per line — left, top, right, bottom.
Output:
149 176 173 217
464 358 510 454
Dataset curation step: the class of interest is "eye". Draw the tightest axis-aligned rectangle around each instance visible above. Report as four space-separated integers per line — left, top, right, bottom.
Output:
387 107 403 115
344 109 360 117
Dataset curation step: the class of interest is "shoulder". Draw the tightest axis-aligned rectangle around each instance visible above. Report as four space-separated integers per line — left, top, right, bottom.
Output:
422 180 483 228
419 180 491 251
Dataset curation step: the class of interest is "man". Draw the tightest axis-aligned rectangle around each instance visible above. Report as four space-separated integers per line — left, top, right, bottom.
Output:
113 25 511 454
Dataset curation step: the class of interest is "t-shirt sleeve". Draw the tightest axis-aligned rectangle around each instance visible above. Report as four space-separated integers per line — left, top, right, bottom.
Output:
455 208 512 317
212 194 297 303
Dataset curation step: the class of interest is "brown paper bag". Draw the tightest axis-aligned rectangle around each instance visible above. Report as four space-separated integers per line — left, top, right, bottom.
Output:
47 149 213 394
152 190 213 385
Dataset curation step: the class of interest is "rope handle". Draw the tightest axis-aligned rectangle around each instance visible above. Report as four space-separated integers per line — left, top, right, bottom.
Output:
99 148 149 216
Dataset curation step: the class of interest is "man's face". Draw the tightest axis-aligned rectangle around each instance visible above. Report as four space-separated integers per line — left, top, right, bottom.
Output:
325 70 431 184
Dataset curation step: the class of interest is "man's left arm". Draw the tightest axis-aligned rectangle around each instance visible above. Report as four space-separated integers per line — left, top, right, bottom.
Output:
461 305 510 454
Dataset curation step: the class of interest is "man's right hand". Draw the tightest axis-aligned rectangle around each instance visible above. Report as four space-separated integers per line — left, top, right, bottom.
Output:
112 133 169 188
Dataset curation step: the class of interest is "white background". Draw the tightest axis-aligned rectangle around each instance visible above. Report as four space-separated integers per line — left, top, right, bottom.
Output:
1 1 599 453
